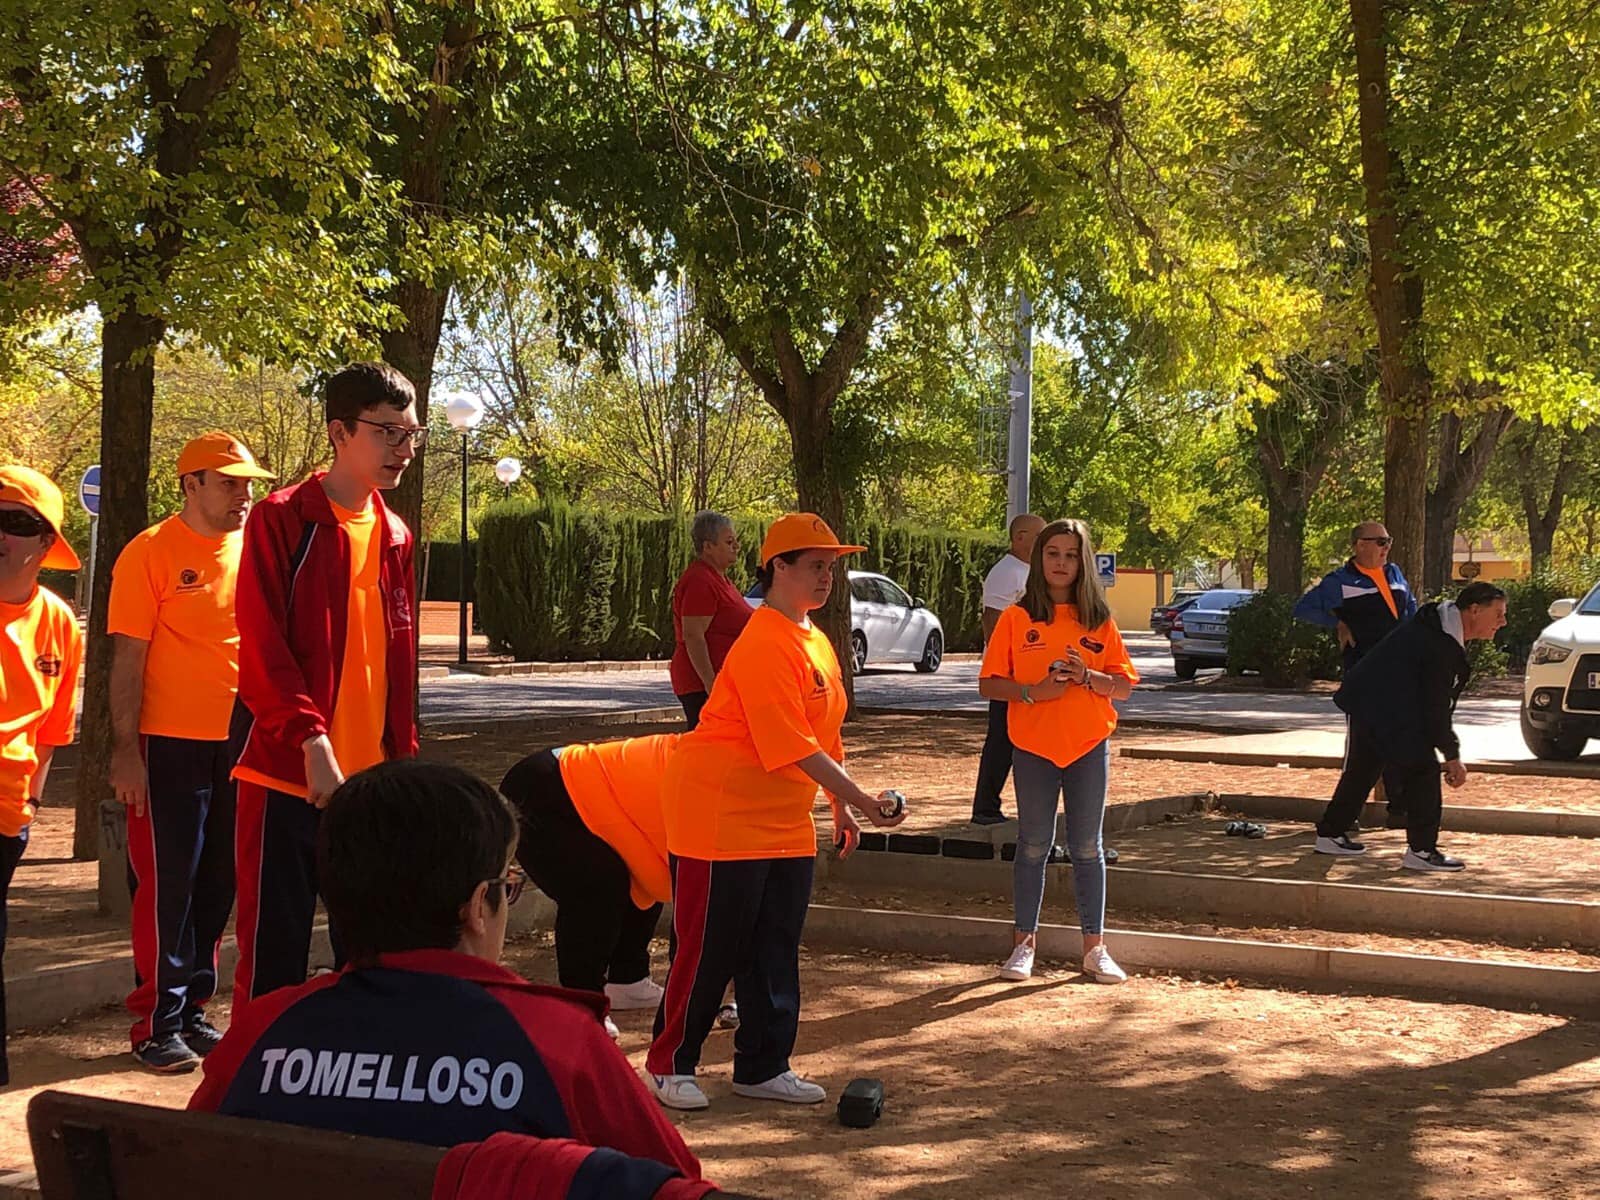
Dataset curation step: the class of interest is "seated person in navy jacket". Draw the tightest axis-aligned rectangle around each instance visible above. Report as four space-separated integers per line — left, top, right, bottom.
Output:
189 760 702 1182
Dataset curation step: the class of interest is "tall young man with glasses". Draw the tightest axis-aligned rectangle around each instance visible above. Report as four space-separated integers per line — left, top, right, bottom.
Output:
108 433 275 1073
1294 520 1418 824
0 466 82 1086
231 363 422 1015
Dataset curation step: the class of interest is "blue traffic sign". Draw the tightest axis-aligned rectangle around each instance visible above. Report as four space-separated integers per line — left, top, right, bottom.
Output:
79 464 101 517
1095 552 1116 589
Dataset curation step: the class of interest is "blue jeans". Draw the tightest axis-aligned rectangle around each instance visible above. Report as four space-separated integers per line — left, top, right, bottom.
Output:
1011 742 1109 935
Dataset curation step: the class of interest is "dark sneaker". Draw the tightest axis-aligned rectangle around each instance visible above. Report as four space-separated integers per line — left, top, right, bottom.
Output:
1314 834 1367 856
182 1016 225 1057
133 1033 201 1074
970 812 1008 826
1403 848 1464 872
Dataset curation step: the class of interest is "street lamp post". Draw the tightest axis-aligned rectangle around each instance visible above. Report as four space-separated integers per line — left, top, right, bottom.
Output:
444 392 485 666
494 456 523 495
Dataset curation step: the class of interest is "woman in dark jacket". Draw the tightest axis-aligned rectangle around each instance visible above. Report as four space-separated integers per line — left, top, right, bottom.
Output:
1312 581 1507 871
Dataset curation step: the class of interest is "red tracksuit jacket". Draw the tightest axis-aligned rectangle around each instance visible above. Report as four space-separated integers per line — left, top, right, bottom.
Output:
231 473 418 788
188 950 702 1180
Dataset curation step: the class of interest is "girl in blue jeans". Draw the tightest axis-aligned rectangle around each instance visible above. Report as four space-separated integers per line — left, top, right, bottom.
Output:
977 519 1138 983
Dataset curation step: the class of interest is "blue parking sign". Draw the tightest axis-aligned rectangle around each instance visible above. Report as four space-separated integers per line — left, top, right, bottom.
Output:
1095 552 1116 588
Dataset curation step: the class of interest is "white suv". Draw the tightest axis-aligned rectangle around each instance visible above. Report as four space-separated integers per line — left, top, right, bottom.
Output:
1521 581 1600 760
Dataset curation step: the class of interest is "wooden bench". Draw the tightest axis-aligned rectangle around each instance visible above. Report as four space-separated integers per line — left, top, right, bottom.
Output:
28 1090 760 1199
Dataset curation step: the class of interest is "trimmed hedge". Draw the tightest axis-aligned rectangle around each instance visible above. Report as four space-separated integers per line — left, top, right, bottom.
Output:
474 500 1006 661
1225 591 1342 686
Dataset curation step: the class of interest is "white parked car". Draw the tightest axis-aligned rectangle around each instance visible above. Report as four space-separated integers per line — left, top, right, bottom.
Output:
1521 581 1600 760
745 570 945 673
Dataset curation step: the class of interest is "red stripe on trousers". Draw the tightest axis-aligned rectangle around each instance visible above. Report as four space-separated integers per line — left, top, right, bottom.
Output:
125 736 159 1046
646 858 712 1077
231 781 268 1019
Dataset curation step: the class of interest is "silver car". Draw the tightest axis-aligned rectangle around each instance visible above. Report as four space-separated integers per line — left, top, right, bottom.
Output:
1169 589 1257 680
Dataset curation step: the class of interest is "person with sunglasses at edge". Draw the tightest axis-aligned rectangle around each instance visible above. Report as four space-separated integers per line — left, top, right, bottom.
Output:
0 466 83 1087
1293 521 1418 832
190 760 707 1186
229 363 423 1017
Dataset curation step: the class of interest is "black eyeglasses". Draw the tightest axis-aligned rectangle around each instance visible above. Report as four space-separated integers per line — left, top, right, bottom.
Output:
355 418 429 449
1358 536 1393 547
485 865 528 907
0 509 49 538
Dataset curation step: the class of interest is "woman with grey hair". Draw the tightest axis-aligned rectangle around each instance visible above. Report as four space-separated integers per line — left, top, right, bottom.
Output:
670 511 751 729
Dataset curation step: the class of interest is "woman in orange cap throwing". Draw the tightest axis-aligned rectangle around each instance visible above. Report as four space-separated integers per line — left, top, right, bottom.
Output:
0 465 83 1085
645 513 907 1112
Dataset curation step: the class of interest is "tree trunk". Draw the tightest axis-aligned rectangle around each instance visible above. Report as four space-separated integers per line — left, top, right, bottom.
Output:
1515 425 1579 575
785 384 856 714
1424 407 1513 594
74 308 164 860
1350 0 1431 593
1264 498 1308 597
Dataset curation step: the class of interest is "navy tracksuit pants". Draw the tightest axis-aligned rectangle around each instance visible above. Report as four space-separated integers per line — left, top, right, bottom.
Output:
971 698 1013 821
647 854 813 1084
126 735 236 1047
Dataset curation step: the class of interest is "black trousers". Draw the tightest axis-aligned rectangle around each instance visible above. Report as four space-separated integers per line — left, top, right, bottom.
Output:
1343 649 1408 816
971 698 1013 821
0 825 29 1085
678 691 710 731
126 735 236 1045
1317 720 1444 852
500 751 661 993
648 854 813 1084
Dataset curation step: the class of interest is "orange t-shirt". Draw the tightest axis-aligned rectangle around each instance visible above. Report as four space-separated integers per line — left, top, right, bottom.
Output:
662 605 846 861
979 603 1139 769
326 498 388 779
0 586 82 835
1357 564 1399 619
557 733 681 908
106 516 242 742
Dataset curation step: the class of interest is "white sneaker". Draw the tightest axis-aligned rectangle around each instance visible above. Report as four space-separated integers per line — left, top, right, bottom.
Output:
731 1070 826 1104
999 942 1035 981
1314 834 1367 856
1082 944 1127 984
648 1073 709 1111
605 977 665 1011
1403 848 1465 872
603 1015 620 1040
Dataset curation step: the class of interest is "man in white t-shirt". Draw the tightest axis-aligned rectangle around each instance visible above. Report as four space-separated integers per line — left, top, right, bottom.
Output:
971 514 1044 824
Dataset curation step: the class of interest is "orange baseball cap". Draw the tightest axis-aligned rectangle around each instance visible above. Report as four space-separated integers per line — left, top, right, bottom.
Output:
757 512 866 567
175 431 276 480
0 464 81 570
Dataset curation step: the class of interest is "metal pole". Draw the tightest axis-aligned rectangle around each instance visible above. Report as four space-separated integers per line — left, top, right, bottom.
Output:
1006 290 1033 523
458 431 469 666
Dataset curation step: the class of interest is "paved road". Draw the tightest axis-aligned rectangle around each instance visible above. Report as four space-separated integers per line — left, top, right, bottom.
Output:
418 632 1590 765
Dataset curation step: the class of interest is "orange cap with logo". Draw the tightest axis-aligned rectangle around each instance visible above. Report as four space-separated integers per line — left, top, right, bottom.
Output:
757 512 866 567
0 464 81 570
175 431 277 480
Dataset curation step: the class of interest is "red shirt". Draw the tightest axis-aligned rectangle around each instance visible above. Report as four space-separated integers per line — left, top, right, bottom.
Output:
668 560 751 696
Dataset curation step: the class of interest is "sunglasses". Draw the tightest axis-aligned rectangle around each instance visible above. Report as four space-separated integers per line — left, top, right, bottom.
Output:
355 418 430 449
0 509 49 539
1358 536 1393 547
485 864 528 907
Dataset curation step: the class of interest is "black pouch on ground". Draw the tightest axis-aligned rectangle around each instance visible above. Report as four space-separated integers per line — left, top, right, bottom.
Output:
838 1077 886 1128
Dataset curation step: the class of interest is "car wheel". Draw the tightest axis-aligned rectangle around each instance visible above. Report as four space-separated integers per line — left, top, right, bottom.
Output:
1520 707 1587 760
915 630 943 674
851 631 868 674
1173 657 1197 681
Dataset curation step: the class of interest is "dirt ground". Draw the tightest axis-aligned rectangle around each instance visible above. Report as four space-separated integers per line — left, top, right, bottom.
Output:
3 938 1599 1198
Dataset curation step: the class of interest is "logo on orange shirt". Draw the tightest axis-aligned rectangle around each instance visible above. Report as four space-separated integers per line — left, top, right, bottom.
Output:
176 567 205 592
34 654 61 677
1025 629 1041 644
1079 636 1105 654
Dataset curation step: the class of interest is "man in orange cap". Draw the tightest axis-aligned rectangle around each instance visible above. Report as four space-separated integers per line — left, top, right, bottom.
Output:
107 432 275 1073
0 464 83 1085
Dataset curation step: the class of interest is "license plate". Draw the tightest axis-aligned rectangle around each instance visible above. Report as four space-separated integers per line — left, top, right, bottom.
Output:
1197 623 1223 634
1590 671 1600 690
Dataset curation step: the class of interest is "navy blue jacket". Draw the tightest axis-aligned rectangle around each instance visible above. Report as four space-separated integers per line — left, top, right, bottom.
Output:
1334 602 1471 763
1293 558 1417 665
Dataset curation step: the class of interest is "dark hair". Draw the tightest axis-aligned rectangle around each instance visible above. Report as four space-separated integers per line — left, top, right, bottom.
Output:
1018 518 1111 630
324 361 417 426
755 547 806 590
318 760 518 961
1456 581 1507 609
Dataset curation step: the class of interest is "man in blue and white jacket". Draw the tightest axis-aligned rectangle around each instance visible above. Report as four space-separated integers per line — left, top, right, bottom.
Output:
1294 521 1418 825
